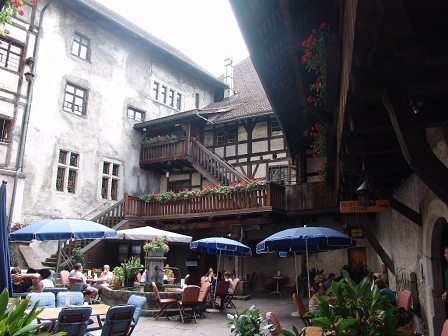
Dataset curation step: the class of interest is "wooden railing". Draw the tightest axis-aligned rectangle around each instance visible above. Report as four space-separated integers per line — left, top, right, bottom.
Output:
286 182 337 211
140 138 187 163
124 182 284 217
90 199 126 228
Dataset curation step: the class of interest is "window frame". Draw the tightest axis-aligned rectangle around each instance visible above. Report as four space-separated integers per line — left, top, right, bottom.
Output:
167 179 191 193
0 118 11 143
268 165 289 185
71 32 91 61
151 80 182 110
271 119 282 135
56 149 79 194
0 37 23 72
63 82 88 116
101 159 121 201
127 106 145 121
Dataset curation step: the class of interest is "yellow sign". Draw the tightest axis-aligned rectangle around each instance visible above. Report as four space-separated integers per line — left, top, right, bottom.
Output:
339 200 391 213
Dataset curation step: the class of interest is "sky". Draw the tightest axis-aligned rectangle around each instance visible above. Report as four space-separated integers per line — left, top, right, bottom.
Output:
96 0 249 77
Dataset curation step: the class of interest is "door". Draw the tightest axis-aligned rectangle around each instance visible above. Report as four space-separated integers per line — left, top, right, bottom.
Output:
348 247 366 267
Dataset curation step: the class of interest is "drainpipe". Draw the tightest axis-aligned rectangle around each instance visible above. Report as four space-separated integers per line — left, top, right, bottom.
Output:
8 0 55 230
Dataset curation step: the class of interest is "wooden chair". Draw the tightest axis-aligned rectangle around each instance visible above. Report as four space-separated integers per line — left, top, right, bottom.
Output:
225 278 240 308
292 293 312 326
184 274 190 286
285 276 300 295
86 304 135 336
248 272 256 292
266 311 282 336
441 319 448 336
176 285 201 323
59 270 69 286
53 306 92 336
397 289 411 312
195 281 211 318
258 272 273 293
151 282 177 320
213 281 230 309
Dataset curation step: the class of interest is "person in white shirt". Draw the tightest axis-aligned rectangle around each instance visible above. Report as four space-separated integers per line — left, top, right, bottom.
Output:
36 269 54 292
98 265 113 287
69 263 98 301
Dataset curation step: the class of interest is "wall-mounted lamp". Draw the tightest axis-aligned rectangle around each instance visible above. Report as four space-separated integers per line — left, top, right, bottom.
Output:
25 57 34 68
226 232 231 238
355 162 375 206
24 72 34 82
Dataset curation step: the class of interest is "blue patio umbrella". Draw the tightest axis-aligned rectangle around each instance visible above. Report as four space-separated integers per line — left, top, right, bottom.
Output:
256 226 356 297
190 237 251 311
0 181 12 296
10 218 117 275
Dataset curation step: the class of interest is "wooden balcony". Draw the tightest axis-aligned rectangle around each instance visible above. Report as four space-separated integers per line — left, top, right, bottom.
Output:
124 182 285 219
286 182 338 213
140 138 188 164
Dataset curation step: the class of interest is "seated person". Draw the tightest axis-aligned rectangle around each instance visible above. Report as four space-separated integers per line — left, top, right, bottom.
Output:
309 282 326 312
10 267 39 293
163 264 174 283
34 269 55 292
224 271 234 293
396 307 423 335
323 273 335 290
97 264 113 286
374 278 396 305
69 263 98 301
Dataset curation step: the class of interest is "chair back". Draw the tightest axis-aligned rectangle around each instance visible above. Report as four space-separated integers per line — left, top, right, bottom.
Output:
292 293 307 317
151 282 161 302
100 304 135 336
56 291 84 307
441 319 448 336
126 294 147 327
53 307 92 336
397 289 411 311
266 311 282 336
68 277 83 290
231 278 240 294
43 287 68 295
181 285 200 305
198 282 211 303
26 292 56 308
184 274 190 285
60 270 70 286
136 273 142 283
70 283 84 292
215 280 230 296
259 272 267 283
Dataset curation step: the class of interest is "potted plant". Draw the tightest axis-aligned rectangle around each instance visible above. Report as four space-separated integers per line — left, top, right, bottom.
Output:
306 270 408 335
120 256 143 287
227 305 274 336
112 266 124 289
143 236 169 256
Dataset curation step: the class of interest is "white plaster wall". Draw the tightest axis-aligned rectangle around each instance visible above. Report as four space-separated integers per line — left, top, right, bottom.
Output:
253 121 267 139
17 2 216 222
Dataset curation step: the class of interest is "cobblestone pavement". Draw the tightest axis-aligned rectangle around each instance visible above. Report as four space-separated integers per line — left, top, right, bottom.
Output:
131 292 310 336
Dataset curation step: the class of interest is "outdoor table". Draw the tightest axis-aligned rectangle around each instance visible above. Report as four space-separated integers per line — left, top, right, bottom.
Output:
270 276 289 295
31 303 110 333
304 326 322 336
165 287 183 293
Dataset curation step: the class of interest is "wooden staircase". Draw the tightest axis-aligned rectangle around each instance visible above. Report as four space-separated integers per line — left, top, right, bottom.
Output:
189 138 247 184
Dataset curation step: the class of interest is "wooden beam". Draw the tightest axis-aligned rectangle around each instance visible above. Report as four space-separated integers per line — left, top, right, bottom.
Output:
357 214 395 275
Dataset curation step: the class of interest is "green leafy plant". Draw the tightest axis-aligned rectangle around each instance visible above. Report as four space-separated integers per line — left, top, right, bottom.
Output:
301 22 330 106
120 256 143 279
1 0 36 36
143 236 169 254
0 288 64 336
141 134 176 145
70 244 84 267
139 178 266 203
112 266 125 282
307 270 407 336
342 259 372 284
227 305 274 336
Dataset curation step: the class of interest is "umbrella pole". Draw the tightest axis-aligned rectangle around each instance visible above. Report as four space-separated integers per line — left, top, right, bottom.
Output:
206 253 221 313
306 240 310 299
294 253 298 294
55 241 63 281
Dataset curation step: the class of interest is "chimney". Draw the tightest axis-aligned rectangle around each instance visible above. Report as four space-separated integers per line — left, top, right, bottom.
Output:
224 57 234 98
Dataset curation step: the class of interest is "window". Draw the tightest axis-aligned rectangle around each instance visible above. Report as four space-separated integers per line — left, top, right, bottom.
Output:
56 150 79 193
161 86 167 104
349 228 364 238
0 118 11 143
71 33 90 60
176 93 182 110
167 180 191 193
216 127 237 144
127 107 144 121
0 38 22 72
118 244 128 262
271 120 282 134
151 81 159 100
101 161 120 200
63 83 87 115
168 89 174 107
195 93 200 108
268 165 289 185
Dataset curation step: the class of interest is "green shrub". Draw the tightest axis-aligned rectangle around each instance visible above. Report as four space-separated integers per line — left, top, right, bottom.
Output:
70 244 85 267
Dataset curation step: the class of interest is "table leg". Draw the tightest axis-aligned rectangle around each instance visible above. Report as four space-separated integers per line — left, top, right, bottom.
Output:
270 281 281 295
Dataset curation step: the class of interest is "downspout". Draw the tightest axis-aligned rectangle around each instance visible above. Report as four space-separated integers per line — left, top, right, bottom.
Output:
8 0 55 230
